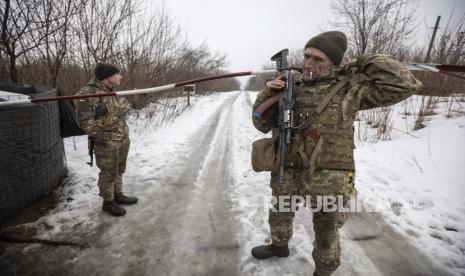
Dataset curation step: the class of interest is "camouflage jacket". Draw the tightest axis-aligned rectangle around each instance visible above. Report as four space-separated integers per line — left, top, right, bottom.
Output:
74 79 129 144
252 54 423 171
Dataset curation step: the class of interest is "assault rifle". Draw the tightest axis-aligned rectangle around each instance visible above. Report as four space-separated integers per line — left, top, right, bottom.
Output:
271 49 295 187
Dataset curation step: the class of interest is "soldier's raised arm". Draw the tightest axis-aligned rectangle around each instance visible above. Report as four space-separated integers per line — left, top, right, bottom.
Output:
251 77 285 133
354 54 423 110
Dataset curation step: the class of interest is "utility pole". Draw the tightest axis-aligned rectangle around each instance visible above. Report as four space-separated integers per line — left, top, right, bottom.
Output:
423 16 441 122
425 16 441 63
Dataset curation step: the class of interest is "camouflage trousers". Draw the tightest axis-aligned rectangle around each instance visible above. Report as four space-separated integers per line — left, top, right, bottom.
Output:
94 139 130 201
269 169 356 276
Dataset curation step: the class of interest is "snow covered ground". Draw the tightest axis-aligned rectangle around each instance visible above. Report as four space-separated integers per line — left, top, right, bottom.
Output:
1 91 464 276
354 95 465 275
234 93 465 276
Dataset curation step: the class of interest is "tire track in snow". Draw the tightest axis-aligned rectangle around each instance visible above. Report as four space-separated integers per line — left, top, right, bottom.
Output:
0 93 242 276
161 91 243 276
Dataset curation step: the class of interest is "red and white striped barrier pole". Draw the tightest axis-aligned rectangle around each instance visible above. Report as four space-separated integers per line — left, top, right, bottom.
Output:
0 62 464 107
0 70 276 107
401 63 465 80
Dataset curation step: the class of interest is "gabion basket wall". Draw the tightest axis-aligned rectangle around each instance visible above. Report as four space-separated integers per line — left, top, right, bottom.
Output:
0 83 67 224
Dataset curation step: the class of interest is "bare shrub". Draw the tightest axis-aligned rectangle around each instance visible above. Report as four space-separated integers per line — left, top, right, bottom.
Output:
414 96 439 130
358 106 394 141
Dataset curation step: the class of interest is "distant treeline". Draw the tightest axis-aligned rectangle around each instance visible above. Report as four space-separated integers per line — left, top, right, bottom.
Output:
0 0 240 108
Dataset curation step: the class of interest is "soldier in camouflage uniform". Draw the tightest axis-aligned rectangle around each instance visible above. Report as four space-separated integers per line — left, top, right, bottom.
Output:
75 62 138 216
251 31 422 275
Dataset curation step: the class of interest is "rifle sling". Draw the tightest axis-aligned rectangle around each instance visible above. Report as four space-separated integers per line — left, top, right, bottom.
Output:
316 78 348 114
307 136 323 179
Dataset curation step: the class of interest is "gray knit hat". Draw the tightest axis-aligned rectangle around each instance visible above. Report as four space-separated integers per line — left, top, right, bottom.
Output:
95 62 120 81
304 31 347 65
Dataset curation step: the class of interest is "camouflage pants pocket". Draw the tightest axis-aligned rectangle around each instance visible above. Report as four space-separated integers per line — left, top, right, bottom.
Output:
341 170 357 201
94 141 130 201
306 170 356 198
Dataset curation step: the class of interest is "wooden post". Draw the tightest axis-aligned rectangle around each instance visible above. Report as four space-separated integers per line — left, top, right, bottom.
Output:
184 85 195 106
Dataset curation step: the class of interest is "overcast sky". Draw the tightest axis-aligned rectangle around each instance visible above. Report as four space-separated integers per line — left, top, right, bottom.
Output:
149 0 465 73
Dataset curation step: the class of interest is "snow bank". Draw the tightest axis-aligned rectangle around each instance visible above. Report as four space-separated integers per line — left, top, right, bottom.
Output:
355 95 465 275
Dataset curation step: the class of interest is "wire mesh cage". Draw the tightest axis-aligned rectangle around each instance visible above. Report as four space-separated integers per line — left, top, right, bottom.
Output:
0 82 67 224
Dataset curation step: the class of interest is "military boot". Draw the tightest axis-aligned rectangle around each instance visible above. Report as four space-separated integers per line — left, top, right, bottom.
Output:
251 243 289 259
102 200 126 216
114 193 138 205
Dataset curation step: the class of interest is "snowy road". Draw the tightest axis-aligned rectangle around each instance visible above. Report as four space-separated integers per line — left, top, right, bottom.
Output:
0 92 458 275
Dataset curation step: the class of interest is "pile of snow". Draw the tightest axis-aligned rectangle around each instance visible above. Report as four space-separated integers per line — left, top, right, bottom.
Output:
354 95 465 275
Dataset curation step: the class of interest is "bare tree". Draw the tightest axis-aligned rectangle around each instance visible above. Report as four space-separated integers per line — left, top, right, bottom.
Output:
119 4 183 89
33 0 84 86
1 0 236 110
330 0 418 59
0 50 7 78
0 0 66 82
74 0 134 72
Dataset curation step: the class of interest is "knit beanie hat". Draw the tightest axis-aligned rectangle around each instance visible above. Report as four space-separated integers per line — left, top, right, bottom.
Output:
95 62 120 81
304 31 347 65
